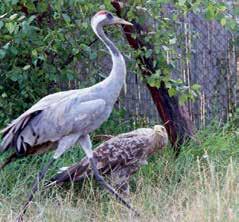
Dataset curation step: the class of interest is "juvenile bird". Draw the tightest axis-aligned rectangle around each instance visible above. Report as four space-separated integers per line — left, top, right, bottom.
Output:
47 125 168 195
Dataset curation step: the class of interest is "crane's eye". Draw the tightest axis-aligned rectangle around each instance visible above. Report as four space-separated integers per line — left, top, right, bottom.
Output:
107 13 113 20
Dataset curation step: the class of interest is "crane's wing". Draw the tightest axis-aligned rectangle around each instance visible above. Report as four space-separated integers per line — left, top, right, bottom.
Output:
1 94 105 154
0 90 79 152
1 89 79 137
48 131 152 186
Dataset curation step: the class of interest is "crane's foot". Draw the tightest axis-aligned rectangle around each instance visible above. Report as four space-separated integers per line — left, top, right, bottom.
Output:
89 158 140 217
16 213 24 222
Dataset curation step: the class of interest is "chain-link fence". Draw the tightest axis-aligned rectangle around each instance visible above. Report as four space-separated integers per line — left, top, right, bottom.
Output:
116 11 238 128
181 12 237 127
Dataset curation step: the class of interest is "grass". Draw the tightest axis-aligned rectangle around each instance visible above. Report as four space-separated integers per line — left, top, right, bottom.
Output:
0 119 239 221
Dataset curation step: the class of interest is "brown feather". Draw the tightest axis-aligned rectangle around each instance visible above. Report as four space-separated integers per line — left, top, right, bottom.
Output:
48 127 168 191
0 141 57 170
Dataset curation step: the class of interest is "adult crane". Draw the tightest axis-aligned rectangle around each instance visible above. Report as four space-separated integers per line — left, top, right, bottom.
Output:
0 10 137 218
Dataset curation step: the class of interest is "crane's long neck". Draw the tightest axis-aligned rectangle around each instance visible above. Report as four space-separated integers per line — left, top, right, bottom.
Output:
93 23 126 103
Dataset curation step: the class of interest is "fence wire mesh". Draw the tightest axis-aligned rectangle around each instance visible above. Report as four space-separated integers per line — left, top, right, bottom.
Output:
116 11 238 128
181 13 237 127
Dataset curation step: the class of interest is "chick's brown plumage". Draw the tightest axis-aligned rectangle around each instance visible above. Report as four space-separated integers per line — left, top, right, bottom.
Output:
48 125 168 194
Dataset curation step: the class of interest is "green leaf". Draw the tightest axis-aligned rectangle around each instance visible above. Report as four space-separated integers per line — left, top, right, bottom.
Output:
0 13 8 19
1 93 7 98
179 94 188 105
226 18 237 30
82 22 88 29
66 72 74 81
28 15 36 24
178 0 186 6
17 15 25 21
10 47 18 55
21 21 31 33
25 2 36 13
3 42 10 50
217 3 227 12
23 65 31 70
90 52 97 60
5 22 17 34
72 48 79 55
8 67 22 82
0 50 6 59
191 84 201 91
169 37 177 45
62 13 71 23
220 18 226 26
0 21 4 29
9 13 18 20
37 1 48 13
162 45 169 51
145 49 153 58
205 4 216 20
168 87 176 97
11 0 19 5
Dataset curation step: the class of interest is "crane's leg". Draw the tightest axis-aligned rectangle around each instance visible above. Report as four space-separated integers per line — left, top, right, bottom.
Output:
110 170 130 197
16 158 56 222
0 152 18 170
78 135 140 216
16 134 79 221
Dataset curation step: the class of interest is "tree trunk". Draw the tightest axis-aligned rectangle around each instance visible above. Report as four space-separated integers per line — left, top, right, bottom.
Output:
111 0 195 152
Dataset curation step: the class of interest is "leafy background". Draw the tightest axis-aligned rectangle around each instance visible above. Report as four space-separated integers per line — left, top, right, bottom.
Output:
0 1 105 126
1 0 237 127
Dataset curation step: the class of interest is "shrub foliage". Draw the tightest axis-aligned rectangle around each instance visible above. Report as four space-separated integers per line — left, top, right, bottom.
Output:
0 0 237 126
0 1 104 126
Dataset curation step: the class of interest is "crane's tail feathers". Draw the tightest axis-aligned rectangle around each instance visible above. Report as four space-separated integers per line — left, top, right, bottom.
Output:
0 129 14 153
0 152 17 170
0 123 13 136
0 111 42 154
0 119 25 153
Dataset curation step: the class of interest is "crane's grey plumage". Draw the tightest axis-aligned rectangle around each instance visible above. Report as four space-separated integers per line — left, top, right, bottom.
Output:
47 125 168 195
0 10 137 219
1 12 130 158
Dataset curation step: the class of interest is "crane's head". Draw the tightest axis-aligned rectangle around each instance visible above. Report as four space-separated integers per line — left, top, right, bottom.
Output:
91 10 133 28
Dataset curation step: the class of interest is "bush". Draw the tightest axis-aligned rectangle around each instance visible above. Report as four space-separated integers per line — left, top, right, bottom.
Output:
0 1 103 126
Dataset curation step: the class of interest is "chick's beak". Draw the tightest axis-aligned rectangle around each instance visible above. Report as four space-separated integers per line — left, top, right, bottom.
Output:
113 17 133 26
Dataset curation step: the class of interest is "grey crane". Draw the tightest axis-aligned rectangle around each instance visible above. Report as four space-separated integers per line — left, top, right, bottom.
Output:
0 10 138 218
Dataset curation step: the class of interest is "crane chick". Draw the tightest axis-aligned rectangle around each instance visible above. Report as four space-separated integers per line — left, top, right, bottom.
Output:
47 125 168 195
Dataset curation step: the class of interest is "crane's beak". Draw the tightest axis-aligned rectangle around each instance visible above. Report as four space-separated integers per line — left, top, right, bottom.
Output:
113 17 133 26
